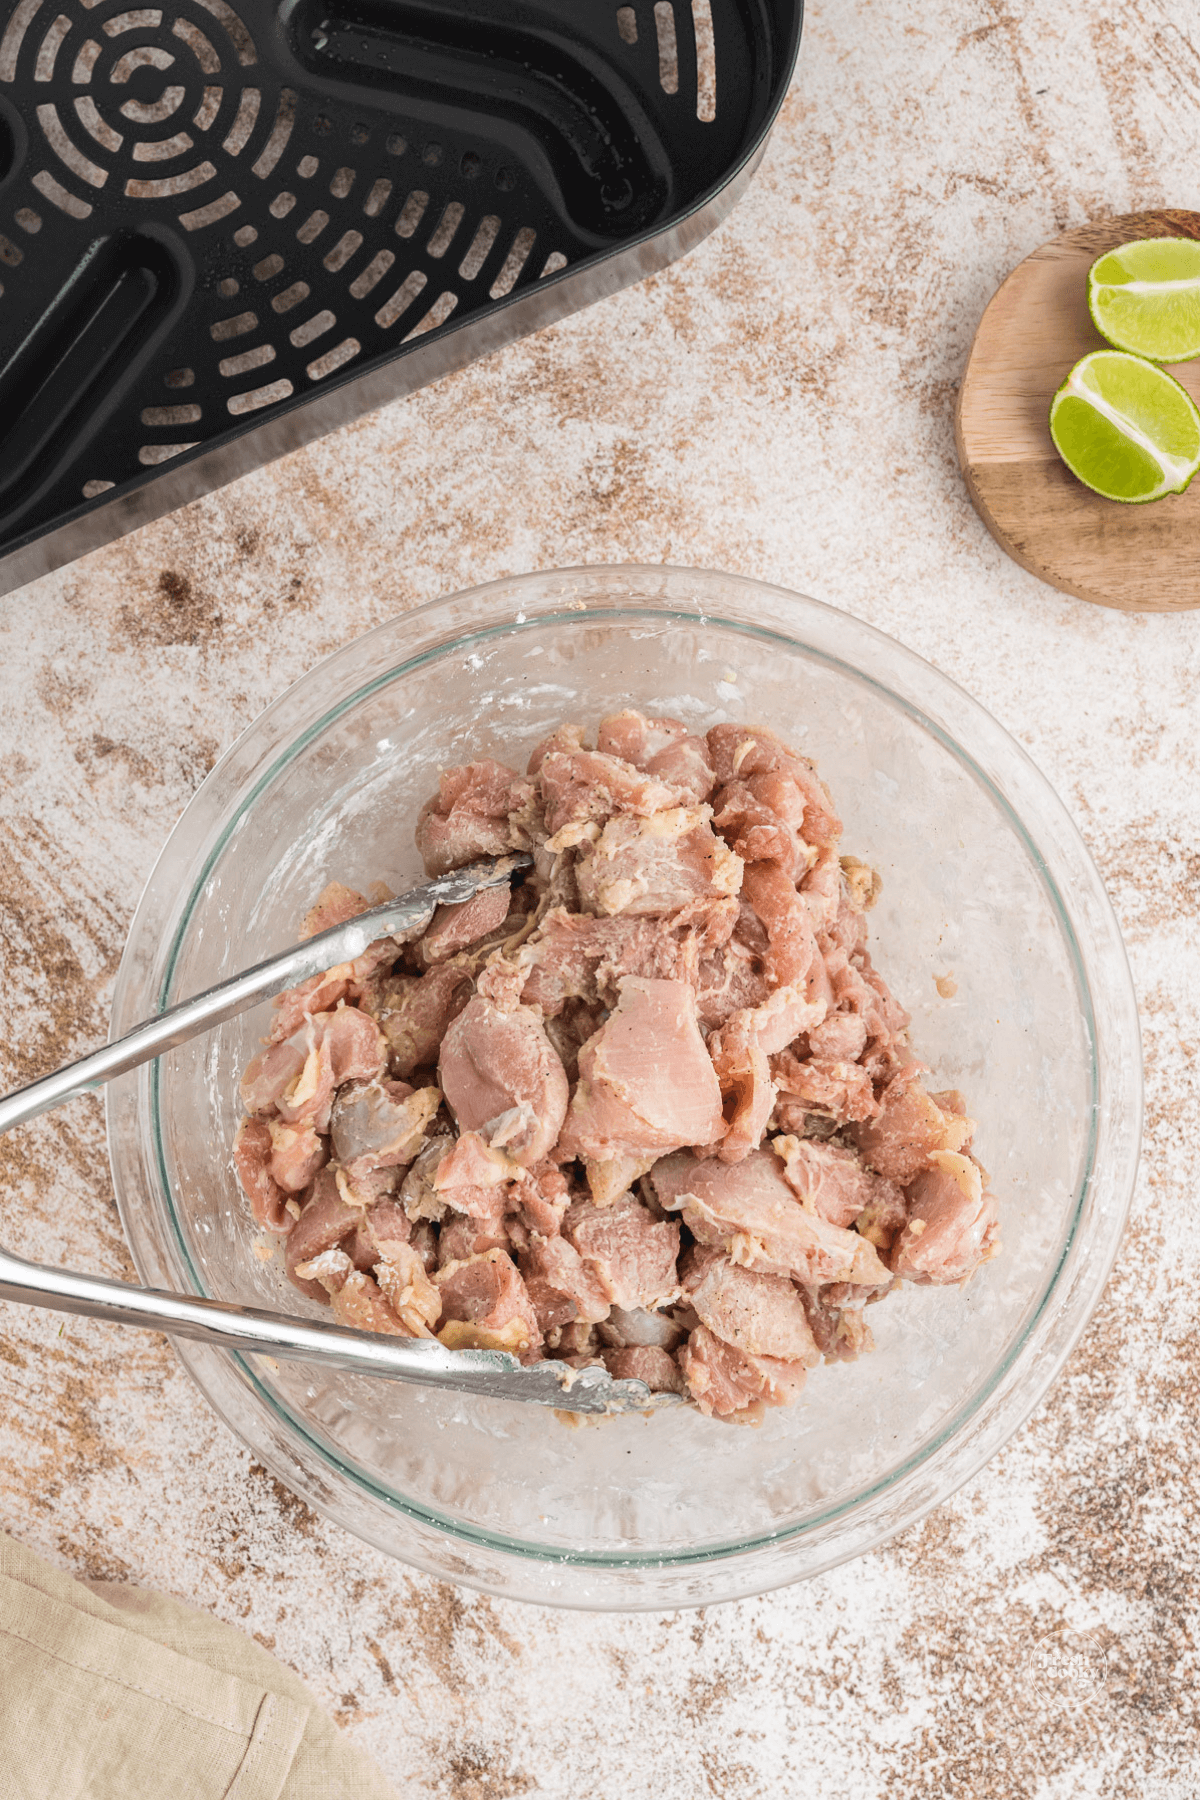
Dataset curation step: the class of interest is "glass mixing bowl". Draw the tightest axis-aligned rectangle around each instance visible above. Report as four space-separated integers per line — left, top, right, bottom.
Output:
107 565 1141 1610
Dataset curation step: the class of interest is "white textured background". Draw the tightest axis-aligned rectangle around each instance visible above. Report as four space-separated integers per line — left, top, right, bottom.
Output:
2 0 1198 1793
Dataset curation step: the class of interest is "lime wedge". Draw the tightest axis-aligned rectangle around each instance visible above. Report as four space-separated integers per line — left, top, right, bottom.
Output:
1089 236 1200 362
1049 349 1200 504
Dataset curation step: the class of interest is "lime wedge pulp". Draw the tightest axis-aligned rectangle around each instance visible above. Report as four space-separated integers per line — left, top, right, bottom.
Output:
1089 236 1200 362
1049 349 1200 504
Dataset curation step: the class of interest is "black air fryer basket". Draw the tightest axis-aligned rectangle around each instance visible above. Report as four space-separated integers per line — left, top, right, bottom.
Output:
0 0 802 592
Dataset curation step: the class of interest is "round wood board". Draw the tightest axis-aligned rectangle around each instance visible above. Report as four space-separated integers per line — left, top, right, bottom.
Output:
956 209 1200 612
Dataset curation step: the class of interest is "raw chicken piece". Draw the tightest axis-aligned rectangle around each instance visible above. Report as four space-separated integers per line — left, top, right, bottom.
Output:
574 808 742 917
292 1245 353 1291
409 1219 438 1272
650 1148 888 1287
596 710 688 766
330 1270 410 1335
519 1233 612 1333
840 855 882 914
602 1346 684 1392
643 738 716 803
284 1171 359 1294
564 1191 681 1311
711 1033 775 1165
772 1134 903 1229
527 722 584 774
852 1181 909 1251
740 861 820 988
705 905 816 1134
823 898 869 971
432 1128 518 1188
695 937 775 1033
474 949 532 1011
239 1035 309 1116
344 1214 388 1271
927 1089 978 1156
537 746 689 839
544 998 607 1081
890 1152 999 1284
372 1241 441 1335
286 1172 355 1247
800 845 842 930
269 1031 338 1130
712 771 812 880
330 1078 441 1177
679 1323 811 1420
431 1130 519 1227
438 996 569 1167
399 1135 455 1222
850 1070 974 1184
518 901 736 1018
433 1249 542 1355
806 1011 868 1062
593 710 720 804
311 1007 388 1107
557 977 725 1171
771 1052 879 1126
266 1118 327 1193
233 1118 293 1235
714 980 827 1065
707 723 841 850
856 957 912 1039
708 981 827 1160
513 911 640 1016
597 1304 685 1350
799 1286 875 1362
438 1214 509 1262
334 1162 406 1212
681 1246 820 1364
417 883 513 965
361 957 477 1078
582 1153 659 1209
508 1163 570 1238
300 881 370 938
268 969 357 1045
273 1008 387 1128
415 760 535 876
821 942 911 1044
362 1198 412 1258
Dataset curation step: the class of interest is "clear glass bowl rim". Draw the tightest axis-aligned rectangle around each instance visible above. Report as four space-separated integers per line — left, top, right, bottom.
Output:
107 564 1142 1609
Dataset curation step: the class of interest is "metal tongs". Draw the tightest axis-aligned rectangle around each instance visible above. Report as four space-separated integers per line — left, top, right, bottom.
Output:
0 855 679 1415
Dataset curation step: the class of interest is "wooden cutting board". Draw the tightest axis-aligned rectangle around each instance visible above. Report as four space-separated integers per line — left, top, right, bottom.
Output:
956 209 1200 612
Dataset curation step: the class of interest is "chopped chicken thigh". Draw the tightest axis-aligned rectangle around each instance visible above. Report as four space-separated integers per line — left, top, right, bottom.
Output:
233 707 999 1416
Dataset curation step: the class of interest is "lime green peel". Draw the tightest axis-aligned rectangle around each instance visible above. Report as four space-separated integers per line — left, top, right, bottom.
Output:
1049 348 1200 504
1089 236 1200 363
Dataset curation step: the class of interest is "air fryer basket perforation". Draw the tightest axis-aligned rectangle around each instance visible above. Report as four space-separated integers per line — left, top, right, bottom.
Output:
0 0 801 590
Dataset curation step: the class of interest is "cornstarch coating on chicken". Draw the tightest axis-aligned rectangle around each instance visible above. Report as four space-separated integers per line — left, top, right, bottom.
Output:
233 711 1000 1422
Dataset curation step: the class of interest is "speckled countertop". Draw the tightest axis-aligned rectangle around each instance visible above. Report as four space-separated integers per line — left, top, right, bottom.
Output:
2 0 1198 1793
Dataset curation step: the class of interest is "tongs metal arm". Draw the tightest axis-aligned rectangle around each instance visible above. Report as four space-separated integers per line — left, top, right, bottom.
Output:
0 1242 623 1409
0 854 529 1137
0 850 677 1414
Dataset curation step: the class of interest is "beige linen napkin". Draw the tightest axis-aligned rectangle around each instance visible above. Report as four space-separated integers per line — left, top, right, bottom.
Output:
0 1533 400 1800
